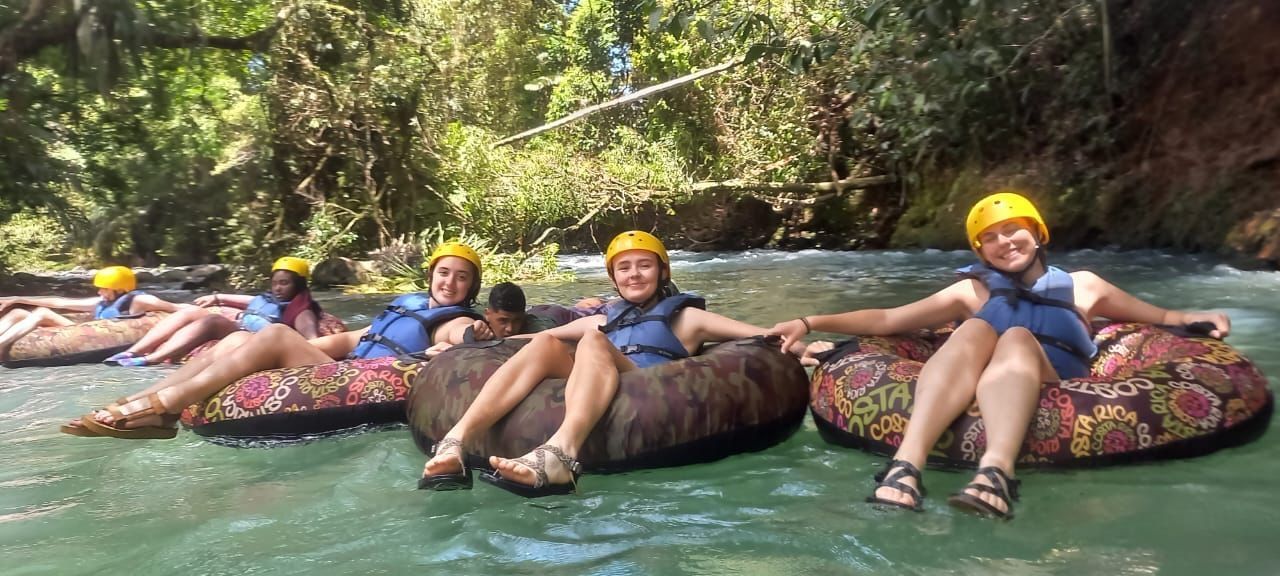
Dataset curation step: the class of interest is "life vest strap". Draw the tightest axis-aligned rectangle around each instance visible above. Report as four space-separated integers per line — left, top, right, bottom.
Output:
355 332 413 357
617 343 684 361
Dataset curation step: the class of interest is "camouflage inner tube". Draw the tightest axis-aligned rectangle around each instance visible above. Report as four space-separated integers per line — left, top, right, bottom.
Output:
407 337 809 473
180 312 348 363
180 305 577 441
810 322 1274 468
2 313 169 369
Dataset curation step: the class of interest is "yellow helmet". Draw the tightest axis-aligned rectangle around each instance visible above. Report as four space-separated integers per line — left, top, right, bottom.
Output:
271 256 311 279
605 230 669 273
93 266 136 292
426 242 483 276
965 191 1050 250
425 242 483 303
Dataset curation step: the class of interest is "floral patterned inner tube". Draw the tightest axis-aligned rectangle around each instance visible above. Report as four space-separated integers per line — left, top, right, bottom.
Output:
180 356 426 441
180 312 348 363
2 313 169 369
809 322 1274 468
407 337 809 473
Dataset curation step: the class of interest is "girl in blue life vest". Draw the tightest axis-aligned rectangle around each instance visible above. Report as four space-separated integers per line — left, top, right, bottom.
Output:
420 231 810 497
769 191 1231 520
70 243 492 439
0 266 181 361
102 257 324 366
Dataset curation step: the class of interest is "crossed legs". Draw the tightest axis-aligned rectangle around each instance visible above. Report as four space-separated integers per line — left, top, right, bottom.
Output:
0 308 76 359
122 306 240 363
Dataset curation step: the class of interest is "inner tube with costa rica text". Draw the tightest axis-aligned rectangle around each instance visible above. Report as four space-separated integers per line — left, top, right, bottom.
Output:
809 322 1273 468
406 336 809 473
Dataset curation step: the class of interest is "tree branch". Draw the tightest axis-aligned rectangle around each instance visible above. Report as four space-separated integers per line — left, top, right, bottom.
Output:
493 58 744 148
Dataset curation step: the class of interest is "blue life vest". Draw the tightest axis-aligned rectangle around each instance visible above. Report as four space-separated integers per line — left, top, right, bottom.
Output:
94 291 142 320
598 293 705 368
960 263 1097 379
349 293 484 359
238 293 288 333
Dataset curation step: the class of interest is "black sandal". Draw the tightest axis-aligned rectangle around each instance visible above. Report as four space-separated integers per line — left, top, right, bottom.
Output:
865 459 927 512
946 466 1021 520
418 438 472 491
479 444 581 498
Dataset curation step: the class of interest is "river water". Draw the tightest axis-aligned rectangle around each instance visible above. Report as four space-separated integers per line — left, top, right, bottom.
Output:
1 250 1277 575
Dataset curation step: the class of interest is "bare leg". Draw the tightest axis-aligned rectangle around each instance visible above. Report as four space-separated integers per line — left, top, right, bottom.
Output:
873 318 998 507
0 308 76 357
91 324 332 429
422 332 575 477
142 315 239 363
0 308 32 335
124 306 208 354
962 327 1056 514
489 329 636 486
62 331 258 430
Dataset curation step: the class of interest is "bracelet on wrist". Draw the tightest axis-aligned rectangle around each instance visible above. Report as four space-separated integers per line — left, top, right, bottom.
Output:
798 316 812 334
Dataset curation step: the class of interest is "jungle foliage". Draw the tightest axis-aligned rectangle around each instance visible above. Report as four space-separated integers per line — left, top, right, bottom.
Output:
1 0 1117 275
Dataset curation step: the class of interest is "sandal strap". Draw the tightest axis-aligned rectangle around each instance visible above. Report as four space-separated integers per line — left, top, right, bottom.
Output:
536 444 582 476
874 459 926 495
974 466 1020 501
513 453 548 489
431 437 466 469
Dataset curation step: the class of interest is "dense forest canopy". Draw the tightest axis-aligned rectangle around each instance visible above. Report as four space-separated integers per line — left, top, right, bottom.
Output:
3 0 1276 277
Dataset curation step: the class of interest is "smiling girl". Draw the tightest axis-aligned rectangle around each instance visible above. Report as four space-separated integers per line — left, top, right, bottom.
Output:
769 191 1229 519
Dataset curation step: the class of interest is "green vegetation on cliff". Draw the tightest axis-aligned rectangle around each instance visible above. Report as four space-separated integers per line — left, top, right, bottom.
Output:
3 0 1277 273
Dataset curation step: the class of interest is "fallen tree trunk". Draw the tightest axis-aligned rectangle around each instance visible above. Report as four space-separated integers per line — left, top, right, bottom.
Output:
493 58 743 148
688 174 896 195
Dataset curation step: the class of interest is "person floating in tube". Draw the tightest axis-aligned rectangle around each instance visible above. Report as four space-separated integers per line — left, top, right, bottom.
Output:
419 230 811 497
769 191 1230 520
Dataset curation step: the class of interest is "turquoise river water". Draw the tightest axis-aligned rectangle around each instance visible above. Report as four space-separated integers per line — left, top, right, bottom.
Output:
1 249 1277 575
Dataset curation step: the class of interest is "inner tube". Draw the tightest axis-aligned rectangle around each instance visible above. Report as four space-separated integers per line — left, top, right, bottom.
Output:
406 336 808 473
2 313 169 369
180 355 426 442
180 312 348 363
180 304 578 441
809 322 1274 468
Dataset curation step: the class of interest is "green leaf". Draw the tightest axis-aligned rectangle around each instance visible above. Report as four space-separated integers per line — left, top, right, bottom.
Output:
744 43 769 64
863 0 889 28
647 6 663 34
696 19 716 43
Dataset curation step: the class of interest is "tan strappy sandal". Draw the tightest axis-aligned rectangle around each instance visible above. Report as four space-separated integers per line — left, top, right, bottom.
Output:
60 397 129 437
79 392 179 439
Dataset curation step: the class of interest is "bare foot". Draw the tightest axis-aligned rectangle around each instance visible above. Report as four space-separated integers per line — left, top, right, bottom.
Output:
959 469 1014 515
488 444 577 488
422 438 465 478
872 462 922 509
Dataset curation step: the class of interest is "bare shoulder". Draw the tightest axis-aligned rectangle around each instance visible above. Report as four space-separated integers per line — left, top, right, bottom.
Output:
935 278 986 316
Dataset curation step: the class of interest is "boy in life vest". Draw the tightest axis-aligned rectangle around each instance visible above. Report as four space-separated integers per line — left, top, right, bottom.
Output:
419 231 808 497
0 266 181 361
70 243 492 439
103 257 324 366
769 191 1230 520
